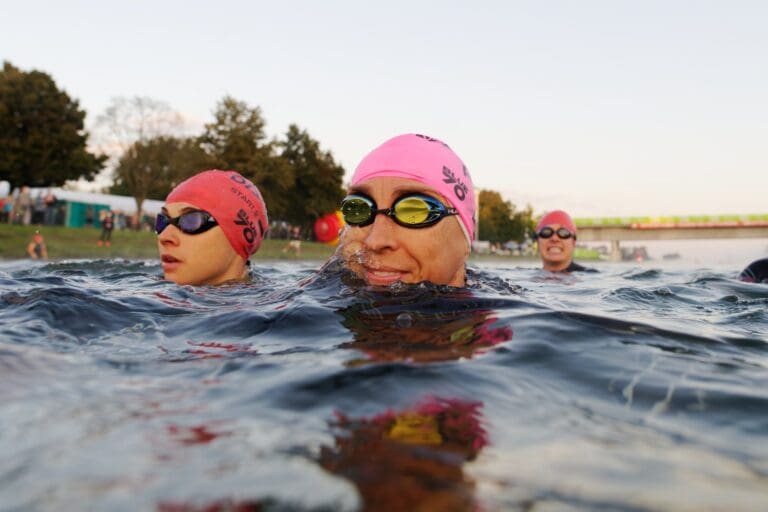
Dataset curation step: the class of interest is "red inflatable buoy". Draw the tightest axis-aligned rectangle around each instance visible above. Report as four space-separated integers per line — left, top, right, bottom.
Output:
314 211 344 245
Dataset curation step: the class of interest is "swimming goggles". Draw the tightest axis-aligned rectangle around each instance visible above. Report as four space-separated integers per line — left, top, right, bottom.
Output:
155 211 218 235
536 226 575 240
341 193 458 229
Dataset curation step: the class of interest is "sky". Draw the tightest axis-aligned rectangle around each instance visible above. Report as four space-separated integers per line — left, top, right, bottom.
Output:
2 0 767 222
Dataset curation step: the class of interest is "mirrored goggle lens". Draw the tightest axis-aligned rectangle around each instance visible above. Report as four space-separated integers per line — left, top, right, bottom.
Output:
155 211 213 234
341 196 374 225
538 227 573 239
155 214 170 234
393 196 440 225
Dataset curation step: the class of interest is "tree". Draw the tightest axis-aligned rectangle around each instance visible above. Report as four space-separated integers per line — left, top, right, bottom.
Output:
111 136 214 213
95 96 187 157
200 96 268 169
95 96 190 213
477 189 535 244
201 96 295 219
0 61 105 189
279 124 345 228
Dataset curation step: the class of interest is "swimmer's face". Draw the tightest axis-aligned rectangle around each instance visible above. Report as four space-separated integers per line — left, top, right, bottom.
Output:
537 223 576 272
339 177 469 287
157 202 246 286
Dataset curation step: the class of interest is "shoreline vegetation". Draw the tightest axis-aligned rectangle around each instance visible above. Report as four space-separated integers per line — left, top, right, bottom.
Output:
0 225 601 262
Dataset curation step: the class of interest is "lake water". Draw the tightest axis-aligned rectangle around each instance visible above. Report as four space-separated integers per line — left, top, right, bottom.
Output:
1 258 766 511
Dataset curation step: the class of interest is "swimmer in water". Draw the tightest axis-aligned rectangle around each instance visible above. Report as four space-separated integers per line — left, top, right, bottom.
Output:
738 258 768 283
534 210 593 273
27 232 48 260
156 170 268 285
338 133 475 287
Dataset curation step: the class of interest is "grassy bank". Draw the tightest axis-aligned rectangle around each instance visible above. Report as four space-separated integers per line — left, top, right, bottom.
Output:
1 224 602 262
0 224 336 260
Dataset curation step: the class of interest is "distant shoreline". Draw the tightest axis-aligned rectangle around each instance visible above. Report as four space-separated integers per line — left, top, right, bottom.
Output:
1 224 604 262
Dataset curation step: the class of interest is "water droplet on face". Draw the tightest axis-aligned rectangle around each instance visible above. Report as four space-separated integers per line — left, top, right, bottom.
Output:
396 312 413 328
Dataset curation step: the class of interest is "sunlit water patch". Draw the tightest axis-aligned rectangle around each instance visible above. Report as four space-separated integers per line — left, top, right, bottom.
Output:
1 258 766 511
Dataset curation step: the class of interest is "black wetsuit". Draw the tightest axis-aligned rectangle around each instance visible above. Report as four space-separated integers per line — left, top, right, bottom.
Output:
564 261 597 273
739 258 768 283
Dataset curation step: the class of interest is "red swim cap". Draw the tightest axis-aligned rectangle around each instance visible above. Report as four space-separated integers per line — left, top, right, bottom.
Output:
536 210 576 234
165 170 268 261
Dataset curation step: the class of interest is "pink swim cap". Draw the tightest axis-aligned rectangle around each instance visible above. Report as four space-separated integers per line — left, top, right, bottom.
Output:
536 210 576 234
165 170 268 261
351 134 475 244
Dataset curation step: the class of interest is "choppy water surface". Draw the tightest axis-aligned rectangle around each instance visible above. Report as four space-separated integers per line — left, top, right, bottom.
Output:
1 258 766 511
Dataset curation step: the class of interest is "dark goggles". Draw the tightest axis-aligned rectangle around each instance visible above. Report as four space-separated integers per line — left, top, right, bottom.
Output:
341 193 458 229
536 226 575 240
155 210 218 235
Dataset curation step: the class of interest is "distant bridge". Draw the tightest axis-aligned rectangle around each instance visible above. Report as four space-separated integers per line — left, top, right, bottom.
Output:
573 214 768 260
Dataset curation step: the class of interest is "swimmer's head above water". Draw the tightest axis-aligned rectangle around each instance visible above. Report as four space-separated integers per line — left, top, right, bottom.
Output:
156 170 268 285
338 133 475 287
534 209 578 273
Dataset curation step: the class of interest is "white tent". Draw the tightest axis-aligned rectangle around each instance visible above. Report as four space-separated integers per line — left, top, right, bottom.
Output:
35 188 164 216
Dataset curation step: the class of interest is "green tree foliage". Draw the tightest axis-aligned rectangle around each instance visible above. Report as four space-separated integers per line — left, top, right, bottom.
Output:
111 136 214 213
477 189 535 243
200 96 295 219
0 61 105 189
279 124 345 228
201 95 268 170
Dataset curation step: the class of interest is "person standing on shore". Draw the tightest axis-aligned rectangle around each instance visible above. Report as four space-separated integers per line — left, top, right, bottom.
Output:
17 186 32 225
97 210 115 247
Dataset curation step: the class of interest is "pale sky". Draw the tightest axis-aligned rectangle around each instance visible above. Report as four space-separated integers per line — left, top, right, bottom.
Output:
3 0 767 219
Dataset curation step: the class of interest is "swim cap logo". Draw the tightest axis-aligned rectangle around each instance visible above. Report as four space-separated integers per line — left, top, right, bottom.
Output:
415 133 450 149
229 173 266 204
442 166 469 201
234 209 260 244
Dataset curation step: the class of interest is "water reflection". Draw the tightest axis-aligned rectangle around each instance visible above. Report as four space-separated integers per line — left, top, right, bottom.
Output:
336 298 513 364
319 397 487 512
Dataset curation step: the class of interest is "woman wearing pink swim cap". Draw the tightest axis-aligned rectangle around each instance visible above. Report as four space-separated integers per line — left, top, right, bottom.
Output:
156 170 268 285
338 134 475 287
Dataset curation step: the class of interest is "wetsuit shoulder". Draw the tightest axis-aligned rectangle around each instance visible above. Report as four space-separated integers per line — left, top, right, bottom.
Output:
566 261 597 273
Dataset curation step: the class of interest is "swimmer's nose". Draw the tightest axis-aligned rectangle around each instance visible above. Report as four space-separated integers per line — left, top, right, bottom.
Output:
158 224 181 245
362 215 399 252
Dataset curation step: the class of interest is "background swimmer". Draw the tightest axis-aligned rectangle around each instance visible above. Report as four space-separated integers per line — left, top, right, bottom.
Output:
26 232 47 260
338 134 475 287
534 210 593 273
156 170 268 285
739 258 768 283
